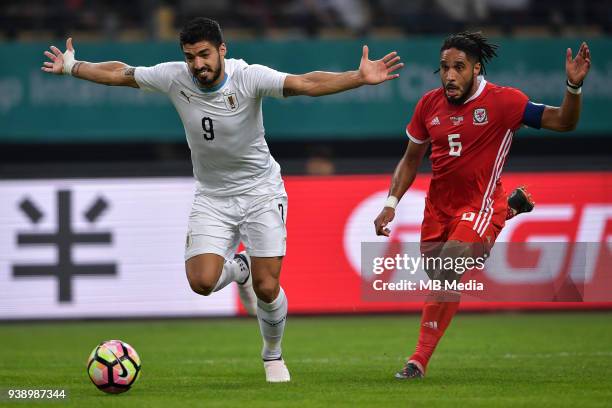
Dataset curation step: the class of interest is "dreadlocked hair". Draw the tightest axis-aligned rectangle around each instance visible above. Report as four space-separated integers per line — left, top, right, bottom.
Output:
439 31 499 75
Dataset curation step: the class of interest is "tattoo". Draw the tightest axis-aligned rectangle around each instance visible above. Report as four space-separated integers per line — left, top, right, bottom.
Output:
283 87 299 97
71 62 83 76
124 67 135 77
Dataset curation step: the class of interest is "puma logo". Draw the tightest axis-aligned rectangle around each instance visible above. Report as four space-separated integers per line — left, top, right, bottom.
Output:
180 90 192 103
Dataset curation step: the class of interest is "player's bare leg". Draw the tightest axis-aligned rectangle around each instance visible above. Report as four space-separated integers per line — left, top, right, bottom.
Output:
396 240 470 379
185 252 255 314
185 253 224 295
251 256 290 382
506 186 535 220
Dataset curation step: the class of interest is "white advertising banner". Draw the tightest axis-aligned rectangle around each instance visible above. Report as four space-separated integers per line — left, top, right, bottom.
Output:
0 178 237 319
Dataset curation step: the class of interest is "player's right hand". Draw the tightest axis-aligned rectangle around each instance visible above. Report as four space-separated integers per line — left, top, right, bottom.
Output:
374 207 395 237
42 37 75 75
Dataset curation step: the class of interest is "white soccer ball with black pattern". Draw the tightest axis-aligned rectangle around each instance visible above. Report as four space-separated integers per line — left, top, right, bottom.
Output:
87 340 141 394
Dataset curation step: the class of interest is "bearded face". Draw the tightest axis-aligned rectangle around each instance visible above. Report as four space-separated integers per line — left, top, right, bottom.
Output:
439 48 480 105
182 41 226 88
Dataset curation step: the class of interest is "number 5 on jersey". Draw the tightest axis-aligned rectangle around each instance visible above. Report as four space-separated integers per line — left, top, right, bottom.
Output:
448 133 462 156
202 117 215 141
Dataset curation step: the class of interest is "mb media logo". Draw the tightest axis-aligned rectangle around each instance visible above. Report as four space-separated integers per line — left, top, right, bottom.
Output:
13 190 117 303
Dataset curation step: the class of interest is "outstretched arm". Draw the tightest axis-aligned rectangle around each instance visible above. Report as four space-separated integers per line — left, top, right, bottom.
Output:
42 38 139 88
374 140 429 237
540 42 591 132
283 45 403 97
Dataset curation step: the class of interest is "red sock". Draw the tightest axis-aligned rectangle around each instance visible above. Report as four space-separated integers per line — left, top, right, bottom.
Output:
409 296 460 372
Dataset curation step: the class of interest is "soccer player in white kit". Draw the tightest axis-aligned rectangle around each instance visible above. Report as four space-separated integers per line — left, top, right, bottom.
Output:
41 17 403 382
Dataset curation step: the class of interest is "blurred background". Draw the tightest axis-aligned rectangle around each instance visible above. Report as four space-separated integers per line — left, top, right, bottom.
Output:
0 1 610 320
1 0 611 177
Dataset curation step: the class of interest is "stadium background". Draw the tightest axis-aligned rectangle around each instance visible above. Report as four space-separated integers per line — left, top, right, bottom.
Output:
0 1 611 406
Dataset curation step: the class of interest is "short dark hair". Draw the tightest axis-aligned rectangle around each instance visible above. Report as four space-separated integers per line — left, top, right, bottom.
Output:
440 31 498 75
179 17 224 48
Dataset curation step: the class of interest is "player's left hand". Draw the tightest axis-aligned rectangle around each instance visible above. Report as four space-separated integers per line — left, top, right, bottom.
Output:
359 45 404 85
566 42 591 85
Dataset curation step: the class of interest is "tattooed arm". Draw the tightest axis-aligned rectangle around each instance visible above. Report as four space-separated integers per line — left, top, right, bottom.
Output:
41 38 139 88
70 62 138 87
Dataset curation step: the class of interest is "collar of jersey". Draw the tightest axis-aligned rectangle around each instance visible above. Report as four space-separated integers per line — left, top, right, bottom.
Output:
463 76 487 104
191 72 228 93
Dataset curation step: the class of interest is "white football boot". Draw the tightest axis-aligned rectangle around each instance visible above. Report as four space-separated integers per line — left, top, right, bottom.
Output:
234 251 257 316
263 358 291 383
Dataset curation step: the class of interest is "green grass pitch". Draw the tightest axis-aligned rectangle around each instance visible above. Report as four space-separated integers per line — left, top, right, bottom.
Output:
1 313 611 407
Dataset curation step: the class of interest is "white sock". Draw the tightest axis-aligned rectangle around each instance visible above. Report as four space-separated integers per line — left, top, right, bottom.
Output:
213 258 249 292
257 287 288 360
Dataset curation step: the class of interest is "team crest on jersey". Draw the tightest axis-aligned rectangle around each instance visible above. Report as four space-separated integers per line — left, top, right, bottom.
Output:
473 108 488 125
223 91 239 111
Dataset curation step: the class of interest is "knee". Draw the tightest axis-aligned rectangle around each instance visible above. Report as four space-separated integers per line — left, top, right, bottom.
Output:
186 268 217 296
253 277 280 303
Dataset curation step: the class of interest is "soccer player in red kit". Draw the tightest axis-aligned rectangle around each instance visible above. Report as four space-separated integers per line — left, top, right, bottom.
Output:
374 32 591 379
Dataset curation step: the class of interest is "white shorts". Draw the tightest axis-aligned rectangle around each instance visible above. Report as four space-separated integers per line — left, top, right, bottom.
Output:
185 179 288 261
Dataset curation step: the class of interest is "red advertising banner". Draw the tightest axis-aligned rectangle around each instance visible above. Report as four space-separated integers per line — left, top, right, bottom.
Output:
266 172 612 314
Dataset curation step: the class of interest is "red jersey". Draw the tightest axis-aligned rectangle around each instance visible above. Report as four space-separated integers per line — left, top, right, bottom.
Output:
406 79 529 233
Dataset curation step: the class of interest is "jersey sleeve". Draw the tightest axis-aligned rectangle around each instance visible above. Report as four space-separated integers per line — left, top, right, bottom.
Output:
502 87 530 131
134 62 181 93
242 64 288 99
405 96 430 144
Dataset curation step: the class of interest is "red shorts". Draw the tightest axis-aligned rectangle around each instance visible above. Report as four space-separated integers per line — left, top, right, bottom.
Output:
420 196 507 257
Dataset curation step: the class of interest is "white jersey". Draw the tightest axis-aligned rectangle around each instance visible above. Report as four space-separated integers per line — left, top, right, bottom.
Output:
134 59 287 196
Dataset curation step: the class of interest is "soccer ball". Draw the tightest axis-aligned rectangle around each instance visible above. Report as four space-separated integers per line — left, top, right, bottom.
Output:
87 340 141 394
